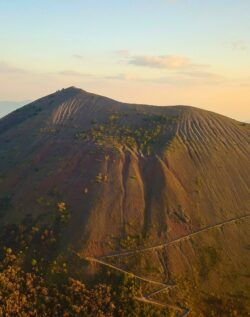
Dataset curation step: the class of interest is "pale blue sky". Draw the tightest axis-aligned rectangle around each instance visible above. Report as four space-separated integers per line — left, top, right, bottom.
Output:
0 0 249 120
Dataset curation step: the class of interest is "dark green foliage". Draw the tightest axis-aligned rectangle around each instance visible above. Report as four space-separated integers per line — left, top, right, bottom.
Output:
0 195 12 217
119 234 144 250
76 113 177 154
0 195 12 210
199 246 220 280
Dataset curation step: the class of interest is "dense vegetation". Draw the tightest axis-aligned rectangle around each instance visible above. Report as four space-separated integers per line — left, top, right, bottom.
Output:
0 250 169 317
0 205 169 317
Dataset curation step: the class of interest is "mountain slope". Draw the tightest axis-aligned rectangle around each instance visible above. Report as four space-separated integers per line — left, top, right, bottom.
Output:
0 87 249 315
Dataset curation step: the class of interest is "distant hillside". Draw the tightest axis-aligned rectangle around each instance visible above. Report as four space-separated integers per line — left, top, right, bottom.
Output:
0 87 249 316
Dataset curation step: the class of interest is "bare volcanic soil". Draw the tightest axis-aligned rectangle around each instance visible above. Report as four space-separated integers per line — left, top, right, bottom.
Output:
0 87 249 316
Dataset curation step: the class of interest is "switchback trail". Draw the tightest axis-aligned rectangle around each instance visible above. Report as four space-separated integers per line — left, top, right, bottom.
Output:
86 256 175 288
83 257 188 316
100 214 250 259
134 297 190 317
81 214 249 317
145 286 170 298
134 296 168 308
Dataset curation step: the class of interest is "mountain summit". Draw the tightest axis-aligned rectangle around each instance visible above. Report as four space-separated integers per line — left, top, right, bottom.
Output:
0 88 249 315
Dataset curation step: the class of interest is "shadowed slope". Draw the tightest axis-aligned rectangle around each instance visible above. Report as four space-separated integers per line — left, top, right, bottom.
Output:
0 87 249 315
0 87 249 255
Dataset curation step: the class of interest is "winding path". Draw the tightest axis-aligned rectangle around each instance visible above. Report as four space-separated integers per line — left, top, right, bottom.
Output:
86 256 187 316
86 256 174 288
135 296 188 315
100 214 250 259
82 214 249 317
145 286 170 298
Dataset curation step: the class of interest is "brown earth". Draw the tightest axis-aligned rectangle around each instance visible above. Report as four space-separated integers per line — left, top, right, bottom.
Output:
0 87 249 315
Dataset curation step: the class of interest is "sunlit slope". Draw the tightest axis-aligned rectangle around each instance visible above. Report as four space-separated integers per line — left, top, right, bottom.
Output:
0 87 249 315
0 87 249 256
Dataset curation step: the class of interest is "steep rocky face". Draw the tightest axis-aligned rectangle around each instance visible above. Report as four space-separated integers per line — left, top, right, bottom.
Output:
0 87 249 315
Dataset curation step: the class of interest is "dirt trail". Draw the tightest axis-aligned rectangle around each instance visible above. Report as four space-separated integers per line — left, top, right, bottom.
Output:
101 214 250 259
135 297 189 316
82 214 249 317
146 286 170 298
135 296 168 307
86 256 174 288
84 256 188 316
85 256 185 314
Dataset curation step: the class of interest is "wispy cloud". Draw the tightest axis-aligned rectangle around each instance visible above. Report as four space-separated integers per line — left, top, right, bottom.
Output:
228 76 250 88
129 55 190 69
104 51 222 84
179 70 223 80
114 50 130 57
114 51 210 72
73 54 85 59
0 63 88 79
121 52 221 83
104 69 224 86
57 70 92 77
106 72 140 81
0 62 28 74
231 40 248 51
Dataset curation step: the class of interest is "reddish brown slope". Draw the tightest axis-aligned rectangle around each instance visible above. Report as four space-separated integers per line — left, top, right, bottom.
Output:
0 87 249 258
